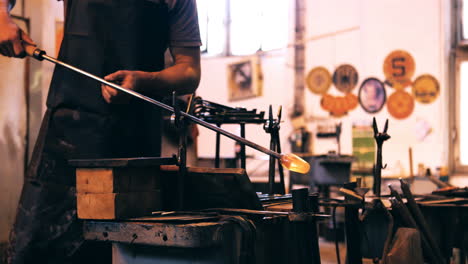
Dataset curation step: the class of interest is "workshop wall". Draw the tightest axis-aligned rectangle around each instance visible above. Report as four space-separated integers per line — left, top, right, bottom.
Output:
304 0 450 178
197 0 451 180
197 53 295 178
0 0 63 243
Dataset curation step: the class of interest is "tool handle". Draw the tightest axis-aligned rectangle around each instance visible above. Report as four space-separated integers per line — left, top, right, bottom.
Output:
339 187 363 201
23 42 46 61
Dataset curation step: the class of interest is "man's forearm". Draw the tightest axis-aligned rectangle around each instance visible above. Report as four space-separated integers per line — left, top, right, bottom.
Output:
145 47 201 97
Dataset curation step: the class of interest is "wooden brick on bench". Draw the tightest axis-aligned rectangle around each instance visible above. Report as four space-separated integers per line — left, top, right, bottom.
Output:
76 167 160 194
77 191 161 220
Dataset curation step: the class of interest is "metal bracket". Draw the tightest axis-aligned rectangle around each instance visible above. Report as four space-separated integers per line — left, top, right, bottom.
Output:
372 117 391 197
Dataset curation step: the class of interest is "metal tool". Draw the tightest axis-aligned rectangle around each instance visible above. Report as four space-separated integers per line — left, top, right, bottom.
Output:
423 168 452 189
372 117 390 197
25 45 310 174
171 91 188 210
192 97 265 169
399 179 446 264
339 187 363 201
264 105 285 194
388 185 442 264
388 197 441 264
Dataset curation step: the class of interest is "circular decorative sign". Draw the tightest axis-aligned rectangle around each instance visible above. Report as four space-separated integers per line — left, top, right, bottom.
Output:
412 74 440 104
383 50 415 89
331 96 348 117
387 90 415 119
320 93 335 111
306 66 332 95
332 64 359 94
345 93 358 111
358 78 387 114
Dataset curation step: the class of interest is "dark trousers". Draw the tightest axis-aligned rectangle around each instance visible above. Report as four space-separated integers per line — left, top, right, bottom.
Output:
6 109 111 264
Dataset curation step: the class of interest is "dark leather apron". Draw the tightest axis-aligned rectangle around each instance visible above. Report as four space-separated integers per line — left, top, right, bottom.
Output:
7 1 169 263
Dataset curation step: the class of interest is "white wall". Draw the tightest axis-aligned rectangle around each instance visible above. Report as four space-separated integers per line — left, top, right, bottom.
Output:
197 0 450 179
197 53 296 177
306 0 449 177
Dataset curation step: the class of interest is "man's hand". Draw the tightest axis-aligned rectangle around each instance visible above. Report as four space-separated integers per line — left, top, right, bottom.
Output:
0 16 34 58
101 70 154 104
101 46 200 104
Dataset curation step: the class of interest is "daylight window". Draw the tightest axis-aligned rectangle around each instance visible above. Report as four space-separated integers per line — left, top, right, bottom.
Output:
197 0 289 56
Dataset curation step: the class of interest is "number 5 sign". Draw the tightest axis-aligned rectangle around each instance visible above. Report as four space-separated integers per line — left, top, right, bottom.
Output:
383 50 415 89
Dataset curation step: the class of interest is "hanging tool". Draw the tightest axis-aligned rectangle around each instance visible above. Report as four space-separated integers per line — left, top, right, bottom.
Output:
172 91 188 210
192 97 265 169
24 45 310 174
264 105 285 194
372 117 390 197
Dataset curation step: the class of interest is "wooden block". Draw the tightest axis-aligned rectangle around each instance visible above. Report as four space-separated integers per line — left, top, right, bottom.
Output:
77 191 161 219
158 165 263 210
76 167 160 193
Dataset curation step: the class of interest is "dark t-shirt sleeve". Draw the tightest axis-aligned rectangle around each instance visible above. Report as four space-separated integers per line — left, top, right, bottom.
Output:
57 0 201 47
168 0 202 47
8 0 16 10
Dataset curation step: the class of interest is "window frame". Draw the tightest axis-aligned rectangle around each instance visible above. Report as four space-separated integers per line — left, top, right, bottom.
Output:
450 0 468 174
451 54 466 173
197 0 289 57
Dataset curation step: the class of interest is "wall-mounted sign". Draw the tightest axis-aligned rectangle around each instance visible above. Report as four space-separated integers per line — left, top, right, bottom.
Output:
332 64 359 94
321 93 359 117
383 50 415 89
321 93 334 112
358 78 387 114
412 74 440 104
331 96 348 117
345 92 358 111
387 90 415 120
227 57 263 101
306 66 332 95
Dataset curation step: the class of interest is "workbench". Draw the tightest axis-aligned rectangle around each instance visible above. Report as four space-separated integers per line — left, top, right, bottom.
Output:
84 218 240 264
82 209 324 264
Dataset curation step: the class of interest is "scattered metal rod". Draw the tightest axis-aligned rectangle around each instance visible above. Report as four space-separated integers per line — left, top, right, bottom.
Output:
425 173 452 189
388 184 405 202
339 187 363 201
399 179 446 264
388 197 440 264
202 208 329 218
389 184 444 264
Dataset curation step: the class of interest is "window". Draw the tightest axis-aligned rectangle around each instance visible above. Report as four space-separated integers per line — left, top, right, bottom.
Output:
459 62 468 166
197 0 289 56
461 0 468 44
453 55 468 172
452 0 468 172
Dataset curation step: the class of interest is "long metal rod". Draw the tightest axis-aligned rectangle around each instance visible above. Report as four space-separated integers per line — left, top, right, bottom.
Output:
41 54 281 159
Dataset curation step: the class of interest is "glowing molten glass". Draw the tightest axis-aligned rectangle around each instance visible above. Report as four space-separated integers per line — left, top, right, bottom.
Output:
280 153 310 174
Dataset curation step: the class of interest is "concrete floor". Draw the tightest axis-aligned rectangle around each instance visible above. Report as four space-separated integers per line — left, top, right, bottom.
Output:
319 238 346 264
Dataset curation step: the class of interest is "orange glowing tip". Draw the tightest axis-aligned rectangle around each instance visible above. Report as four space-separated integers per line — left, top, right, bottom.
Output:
280 153 310 174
